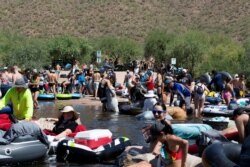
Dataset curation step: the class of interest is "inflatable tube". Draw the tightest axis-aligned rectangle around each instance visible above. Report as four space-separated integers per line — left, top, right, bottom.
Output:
56 137 131 163
202 142 241 167
0 135 47 165
135 110 173 121
172 124 212 140
56 93 72 100
240 135 250 166
205 96 222 105
0 106 12 114
236 98 250 106
203 118 229 131
202 105 233 117
220 71 233 81
71 93 81 99
200 73 211 85
119 102 143 115
37 94 55 100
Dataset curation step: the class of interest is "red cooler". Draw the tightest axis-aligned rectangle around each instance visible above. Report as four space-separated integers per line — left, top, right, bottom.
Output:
74 129 112 149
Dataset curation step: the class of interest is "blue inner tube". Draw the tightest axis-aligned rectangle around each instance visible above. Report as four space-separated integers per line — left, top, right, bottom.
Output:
0 105 12 114
202 142 241 167
37 94 55 100
71 93 81 99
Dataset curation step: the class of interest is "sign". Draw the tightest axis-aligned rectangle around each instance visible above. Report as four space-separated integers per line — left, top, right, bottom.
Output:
96 50 102 58
96 50 102 63
171 58 176 65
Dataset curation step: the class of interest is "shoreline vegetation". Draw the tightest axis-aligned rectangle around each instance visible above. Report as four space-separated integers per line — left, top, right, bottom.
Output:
1 1 250 84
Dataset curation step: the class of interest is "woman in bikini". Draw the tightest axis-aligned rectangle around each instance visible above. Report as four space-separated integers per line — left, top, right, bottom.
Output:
29 72 40 109
222 78 235 105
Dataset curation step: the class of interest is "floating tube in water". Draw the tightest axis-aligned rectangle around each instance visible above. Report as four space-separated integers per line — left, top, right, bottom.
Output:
56 93 72 100
119 101 143 115
136 110 173 121
240 135 250 166
172 124 212 140
220 71 233 81
205 96 222 105
71 93 81 99
236 98 250 106
202 142 241 167
37 94 55 100
56 137 131 163
0 135 47 165
0 106 12 114
202 105 233 117
200 73 211 85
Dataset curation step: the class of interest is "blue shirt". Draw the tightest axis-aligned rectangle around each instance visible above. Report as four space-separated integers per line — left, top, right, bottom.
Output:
173 83 191 97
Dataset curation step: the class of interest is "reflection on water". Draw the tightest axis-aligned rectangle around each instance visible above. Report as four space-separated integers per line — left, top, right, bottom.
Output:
31 101 147 167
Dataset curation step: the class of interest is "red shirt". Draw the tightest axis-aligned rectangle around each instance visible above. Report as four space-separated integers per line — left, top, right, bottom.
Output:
146 76 154 91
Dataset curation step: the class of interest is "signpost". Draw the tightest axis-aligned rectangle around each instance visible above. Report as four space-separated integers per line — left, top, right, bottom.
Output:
96 50 102 63
171 58 176 65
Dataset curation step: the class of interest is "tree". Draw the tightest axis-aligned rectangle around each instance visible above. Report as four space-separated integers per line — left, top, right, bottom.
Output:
49 36 92 65
93 36 142 64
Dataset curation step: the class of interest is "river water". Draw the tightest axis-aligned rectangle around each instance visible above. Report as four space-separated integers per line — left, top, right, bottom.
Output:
25 101 151 167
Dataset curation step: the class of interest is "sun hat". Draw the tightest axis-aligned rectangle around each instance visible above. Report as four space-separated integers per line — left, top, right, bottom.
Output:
13 78 28 88
60 106 80 120
234 74 239 79
144 90 157 98
182 69 187 73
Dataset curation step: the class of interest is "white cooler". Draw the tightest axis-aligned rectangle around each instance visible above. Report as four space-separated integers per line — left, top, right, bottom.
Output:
74 129 112 149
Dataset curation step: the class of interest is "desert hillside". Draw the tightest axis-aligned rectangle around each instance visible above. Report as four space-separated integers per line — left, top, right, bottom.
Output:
1 0 250 41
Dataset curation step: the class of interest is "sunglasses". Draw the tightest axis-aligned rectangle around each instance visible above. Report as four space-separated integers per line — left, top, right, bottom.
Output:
152 109 164 115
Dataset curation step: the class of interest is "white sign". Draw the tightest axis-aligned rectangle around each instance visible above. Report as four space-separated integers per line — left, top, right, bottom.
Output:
171 58 176 65
96 50 102 58
96 50 102 63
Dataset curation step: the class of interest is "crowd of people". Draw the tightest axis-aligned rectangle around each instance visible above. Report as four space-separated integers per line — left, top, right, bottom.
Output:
0 59 249 166
122 65 247 119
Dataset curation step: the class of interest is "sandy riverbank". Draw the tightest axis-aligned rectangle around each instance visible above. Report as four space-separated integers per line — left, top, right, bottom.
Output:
55 71 128 106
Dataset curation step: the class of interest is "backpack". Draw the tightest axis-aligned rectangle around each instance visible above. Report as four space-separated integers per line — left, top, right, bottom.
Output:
196 84 204 95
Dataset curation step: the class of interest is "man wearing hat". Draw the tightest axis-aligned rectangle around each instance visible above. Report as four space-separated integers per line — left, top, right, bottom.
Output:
0 78 34 120
143 90 158 112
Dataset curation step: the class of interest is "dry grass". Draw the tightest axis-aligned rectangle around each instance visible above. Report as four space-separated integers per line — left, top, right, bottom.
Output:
1 0 250 41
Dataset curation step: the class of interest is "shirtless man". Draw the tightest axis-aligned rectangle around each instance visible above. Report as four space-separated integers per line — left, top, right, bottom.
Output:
155 68 163 99
230 74 246 99
10 66 23 84
92 69 101 99
47 70 58 94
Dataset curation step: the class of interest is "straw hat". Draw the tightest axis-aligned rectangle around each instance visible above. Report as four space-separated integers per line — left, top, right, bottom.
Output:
60 106 79 120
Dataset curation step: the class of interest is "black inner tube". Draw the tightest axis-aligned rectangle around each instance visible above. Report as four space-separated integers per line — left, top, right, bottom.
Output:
202 141 241 167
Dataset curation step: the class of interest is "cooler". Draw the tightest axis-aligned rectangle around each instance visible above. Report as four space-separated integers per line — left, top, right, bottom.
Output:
75 129 112 149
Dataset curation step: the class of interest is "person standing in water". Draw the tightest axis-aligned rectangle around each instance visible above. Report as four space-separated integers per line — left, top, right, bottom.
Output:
0 78 34 120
